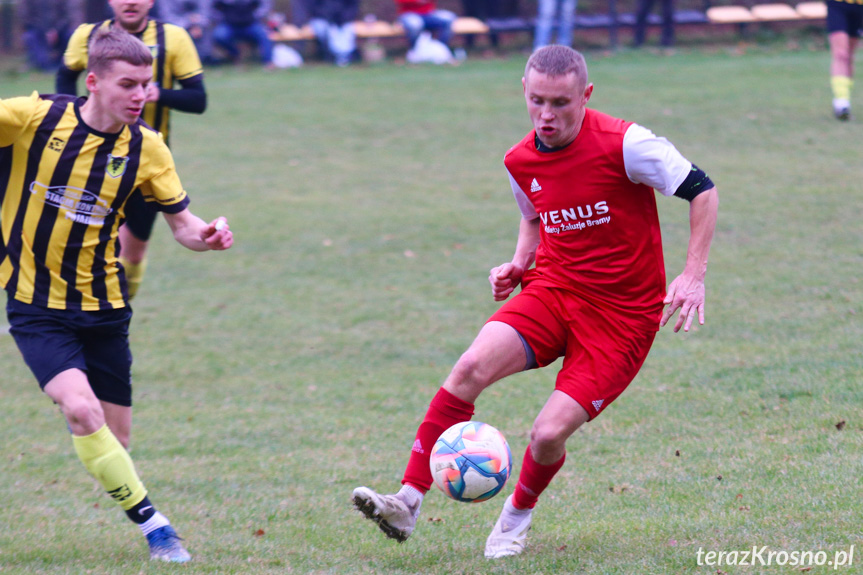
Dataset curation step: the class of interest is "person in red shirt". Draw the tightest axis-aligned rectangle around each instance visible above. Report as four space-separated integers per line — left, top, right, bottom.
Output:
395 0 456 48
352 45 718 559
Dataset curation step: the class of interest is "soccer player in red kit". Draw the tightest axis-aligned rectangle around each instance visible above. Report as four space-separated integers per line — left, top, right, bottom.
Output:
352 45 718 559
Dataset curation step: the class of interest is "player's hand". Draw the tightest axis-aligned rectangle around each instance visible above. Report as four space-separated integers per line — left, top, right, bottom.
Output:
203 217 233 250
489 263 524 302
660 272 706 332
145 84 160 103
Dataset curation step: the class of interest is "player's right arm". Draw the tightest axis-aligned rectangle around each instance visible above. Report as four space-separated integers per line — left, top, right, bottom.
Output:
0 93 40 146
490 217 540 302
55 24 92 95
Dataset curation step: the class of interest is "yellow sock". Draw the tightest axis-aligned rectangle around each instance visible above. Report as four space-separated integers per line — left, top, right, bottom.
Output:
119 256 147 300
72 424 147 511
831 76 853 101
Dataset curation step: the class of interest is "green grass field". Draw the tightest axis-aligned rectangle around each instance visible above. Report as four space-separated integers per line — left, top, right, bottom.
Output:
1 44 862 574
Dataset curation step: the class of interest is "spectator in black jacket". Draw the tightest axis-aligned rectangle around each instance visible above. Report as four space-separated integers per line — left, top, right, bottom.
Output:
310 0 360 66
212 0 274 66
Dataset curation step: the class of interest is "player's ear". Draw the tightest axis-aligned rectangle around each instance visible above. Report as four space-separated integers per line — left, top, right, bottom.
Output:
85 71 99 94
583 83 594 104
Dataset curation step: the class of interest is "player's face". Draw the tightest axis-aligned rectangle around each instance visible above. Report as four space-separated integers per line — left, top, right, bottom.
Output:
109 0 154 33
87 61 152 131
523 69 593 149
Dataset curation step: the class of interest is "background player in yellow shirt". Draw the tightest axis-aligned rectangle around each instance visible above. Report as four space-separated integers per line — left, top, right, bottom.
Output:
57 0 207 297
2 27 232 563
826 0 863 120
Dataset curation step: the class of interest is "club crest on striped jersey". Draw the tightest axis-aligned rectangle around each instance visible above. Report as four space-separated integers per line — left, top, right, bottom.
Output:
148 44 159 59
106 154 129 178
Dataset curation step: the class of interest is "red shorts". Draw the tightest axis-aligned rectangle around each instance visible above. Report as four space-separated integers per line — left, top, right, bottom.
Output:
487 282 657 419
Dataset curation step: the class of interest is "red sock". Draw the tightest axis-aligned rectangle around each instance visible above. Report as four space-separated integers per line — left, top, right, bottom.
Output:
402 387 474 492
512 446 566 510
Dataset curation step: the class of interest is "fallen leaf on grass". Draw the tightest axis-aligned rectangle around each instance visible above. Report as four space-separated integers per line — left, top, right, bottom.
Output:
254 529 265 537
835 420 846 431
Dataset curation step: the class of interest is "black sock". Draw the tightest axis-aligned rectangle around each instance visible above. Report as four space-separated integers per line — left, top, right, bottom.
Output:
125 496 157 524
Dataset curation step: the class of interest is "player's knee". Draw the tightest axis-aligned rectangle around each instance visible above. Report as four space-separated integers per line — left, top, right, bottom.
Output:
61 397 105 434
833 48 852 66
450 349 491 387
529 421 568 455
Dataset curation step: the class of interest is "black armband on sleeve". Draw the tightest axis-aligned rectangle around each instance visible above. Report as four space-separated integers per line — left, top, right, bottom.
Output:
56 65 81 96
673 164 714 202
158 75 207 114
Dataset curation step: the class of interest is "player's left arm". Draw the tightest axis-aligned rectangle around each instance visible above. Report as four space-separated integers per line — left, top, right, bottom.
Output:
147 74 207 114
141 131 229 251
660 186 718 332
164 208 233 251
146 25 207 113
622 123 719 332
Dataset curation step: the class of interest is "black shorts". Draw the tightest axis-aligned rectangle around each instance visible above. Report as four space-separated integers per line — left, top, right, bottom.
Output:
828 1 863 37
122 189 160 242
6 298 134 406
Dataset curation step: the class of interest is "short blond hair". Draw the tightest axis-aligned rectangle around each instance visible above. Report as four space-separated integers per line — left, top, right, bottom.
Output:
88 26 153 74
525 45 589 88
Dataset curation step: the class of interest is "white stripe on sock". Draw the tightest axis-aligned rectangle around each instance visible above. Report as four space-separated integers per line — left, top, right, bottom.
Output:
140 511 171 536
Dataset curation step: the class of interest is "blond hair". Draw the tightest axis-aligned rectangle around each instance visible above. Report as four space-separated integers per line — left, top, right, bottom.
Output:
525 45 589 88
88 26 153 74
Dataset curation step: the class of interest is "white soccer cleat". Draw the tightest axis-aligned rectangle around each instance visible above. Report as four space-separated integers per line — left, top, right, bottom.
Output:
352 486 420 543
484 495 533 559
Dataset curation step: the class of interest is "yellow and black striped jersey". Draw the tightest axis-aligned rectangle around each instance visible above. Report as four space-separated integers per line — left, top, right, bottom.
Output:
0 93 190 311
63 19 203 144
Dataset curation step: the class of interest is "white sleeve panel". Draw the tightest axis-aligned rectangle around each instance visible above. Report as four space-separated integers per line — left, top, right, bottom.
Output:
623 123 692 197
508 168 539 220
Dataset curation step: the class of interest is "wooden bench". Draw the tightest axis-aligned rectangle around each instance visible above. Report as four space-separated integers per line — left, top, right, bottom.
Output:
707 2 827 25
269 4 827 49
270 17 489 44
706 5 757 24
795 1 828 19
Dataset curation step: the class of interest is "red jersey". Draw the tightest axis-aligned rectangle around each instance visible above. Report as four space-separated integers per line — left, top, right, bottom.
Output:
505 109 686 326
396 0 436 15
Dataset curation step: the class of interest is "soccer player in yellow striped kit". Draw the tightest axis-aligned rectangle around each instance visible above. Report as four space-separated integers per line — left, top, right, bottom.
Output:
1 27 232 562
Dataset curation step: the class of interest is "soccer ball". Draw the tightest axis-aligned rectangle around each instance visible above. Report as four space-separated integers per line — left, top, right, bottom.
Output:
429 421 512 503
